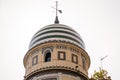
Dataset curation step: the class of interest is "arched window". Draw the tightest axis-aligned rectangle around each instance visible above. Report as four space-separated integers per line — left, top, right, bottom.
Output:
45 51 51 62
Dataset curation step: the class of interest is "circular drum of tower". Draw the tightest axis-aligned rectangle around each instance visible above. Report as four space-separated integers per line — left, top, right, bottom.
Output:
23 24 90 80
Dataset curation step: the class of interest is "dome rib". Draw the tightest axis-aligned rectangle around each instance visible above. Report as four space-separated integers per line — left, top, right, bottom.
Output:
40 26 77 33
30 35 83 47
31 30 82 43
29 24 85 49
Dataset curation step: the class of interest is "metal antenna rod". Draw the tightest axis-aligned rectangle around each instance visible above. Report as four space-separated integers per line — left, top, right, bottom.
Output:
56 1 58 16
100 55 107 69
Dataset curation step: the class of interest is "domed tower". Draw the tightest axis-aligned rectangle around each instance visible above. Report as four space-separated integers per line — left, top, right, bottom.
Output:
23 2 90 80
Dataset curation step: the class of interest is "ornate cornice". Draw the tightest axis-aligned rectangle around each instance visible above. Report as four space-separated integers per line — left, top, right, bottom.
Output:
24 65 89 80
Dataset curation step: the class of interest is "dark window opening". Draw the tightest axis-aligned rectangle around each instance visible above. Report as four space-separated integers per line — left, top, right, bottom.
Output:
45 52 51 62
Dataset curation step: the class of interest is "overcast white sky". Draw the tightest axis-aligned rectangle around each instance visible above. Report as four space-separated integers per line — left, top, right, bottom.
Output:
0 0 120 80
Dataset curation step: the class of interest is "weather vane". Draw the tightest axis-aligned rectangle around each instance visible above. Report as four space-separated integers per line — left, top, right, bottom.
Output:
53 1 62 24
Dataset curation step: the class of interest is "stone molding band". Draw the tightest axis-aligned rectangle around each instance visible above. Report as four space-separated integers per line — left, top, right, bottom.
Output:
24 65 89 80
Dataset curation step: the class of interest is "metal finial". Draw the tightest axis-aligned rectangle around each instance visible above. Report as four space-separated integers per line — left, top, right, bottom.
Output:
56 1 58 17
54 1 62 24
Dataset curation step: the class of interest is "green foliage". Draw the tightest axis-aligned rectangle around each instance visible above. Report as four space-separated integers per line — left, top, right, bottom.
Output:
90 68 111 80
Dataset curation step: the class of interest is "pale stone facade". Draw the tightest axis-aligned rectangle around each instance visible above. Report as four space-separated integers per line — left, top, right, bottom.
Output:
24 41 90 80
